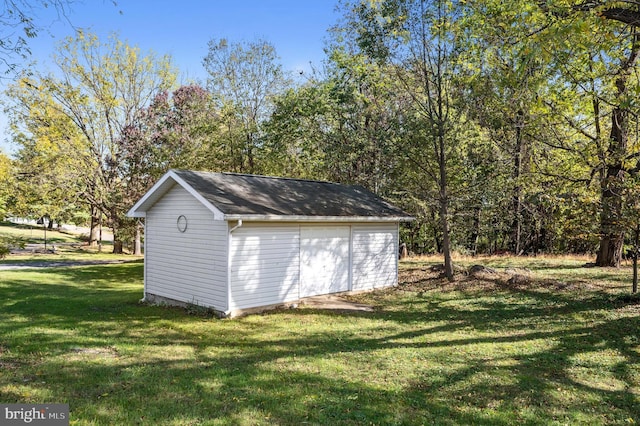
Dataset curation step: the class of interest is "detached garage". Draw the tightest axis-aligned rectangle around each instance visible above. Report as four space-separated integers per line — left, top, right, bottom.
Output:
127 170 413 317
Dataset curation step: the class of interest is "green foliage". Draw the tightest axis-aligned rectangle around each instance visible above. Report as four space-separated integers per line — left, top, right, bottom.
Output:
203 38 292 174
0 1 79 74
5 92 87 223
0 152 14 219
265 47 407 193
7 0 640 262
5 31 177 251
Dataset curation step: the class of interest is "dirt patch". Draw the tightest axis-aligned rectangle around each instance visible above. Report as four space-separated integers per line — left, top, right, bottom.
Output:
65 347 120 361
398 264 602 293
300 295 375 312
0 345 22 371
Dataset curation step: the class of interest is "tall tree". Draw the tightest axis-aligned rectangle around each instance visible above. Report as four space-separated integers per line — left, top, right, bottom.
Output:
348 0 463 280
472 1 640 265
540 1 640 266
203 38 291 174
0 152 14 219
117 84 220 207
6 89 87 225
457 4 549 255
265 45 407 193
6 30 176 252
263 81 332 180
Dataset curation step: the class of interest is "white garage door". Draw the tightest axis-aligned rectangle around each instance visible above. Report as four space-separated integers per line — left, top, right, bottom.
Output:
300 226 351 298
352 225 398 291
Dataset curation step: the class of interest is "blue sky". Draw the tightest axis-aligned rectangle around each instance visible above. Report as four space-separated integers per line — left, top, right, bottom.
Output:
1 0 341 155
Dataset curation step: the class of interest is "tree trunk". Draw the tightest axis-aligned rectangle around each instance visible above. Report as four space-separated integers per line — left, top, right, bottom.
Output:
634 255 638 294
596 232 624 267
113 240 123 254
440 196 454 281
431 210 442 254
110 207 123 254
595 34 640 267
438 127 454 281
89 205 100 247
511 112 524 255
468 206 480 255
133 220 142 256
633 225 639 293
595 110 627 267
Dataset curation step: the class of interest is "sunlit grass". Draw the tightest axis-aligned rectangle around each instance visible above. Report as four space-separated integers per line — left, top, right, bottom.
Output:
0 221 130 263
0 256 639 424
0 221 82 243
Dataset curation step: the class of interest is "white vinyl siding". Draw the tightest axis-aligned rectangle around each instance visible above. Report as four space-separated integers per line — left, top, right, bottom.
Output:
229 224 300 310
299 225 351 297
352 224 398 291
145 184 228 310
143 185 400 313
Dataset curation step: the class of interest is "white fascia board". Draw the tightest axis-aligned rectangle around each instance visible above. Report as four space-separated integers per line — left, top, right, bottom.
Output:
127 172 176 217
222 214 415 223
127 170 225 220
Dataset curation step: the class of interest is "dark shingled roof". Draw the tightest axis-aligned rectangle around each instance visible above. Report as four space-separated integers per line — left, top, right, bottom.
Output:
173 170 411 219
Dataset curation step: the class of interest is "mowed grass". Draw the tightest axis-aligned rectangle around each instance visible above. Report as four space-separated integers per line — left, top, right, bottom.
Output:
1 255 639 425
0 221 81 244
0 222 122 262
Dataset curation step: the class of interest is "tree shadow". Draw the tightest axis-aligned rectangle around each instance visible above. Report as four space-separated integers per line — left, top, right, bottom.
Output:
1 263 639 424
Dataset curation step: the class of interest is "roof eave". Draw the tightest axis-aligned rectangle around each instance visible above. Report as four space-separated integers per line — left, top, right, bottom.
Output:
127 171 177 218
223 214 415 222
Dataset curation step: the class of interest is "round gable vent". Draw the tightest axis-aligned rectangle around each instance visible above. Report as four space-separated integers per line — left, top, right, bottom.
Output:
177 215 188 233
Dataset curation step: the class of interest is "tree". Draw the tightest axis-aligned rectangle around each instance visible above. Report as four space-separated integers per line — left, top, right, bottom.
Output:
6 30 176 252
8 98 87 226
0 0 76 74
265 44 408 193
263 81 331 179
0 151 14 219
457 4 550 255
538 1 640 266
203 38 291 174
472 1 640 265
347 0 463 280
120 84 219 174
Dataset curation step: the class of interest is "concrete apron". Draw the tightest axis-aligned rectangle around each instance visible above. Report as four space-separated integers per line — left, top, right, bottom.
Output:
299 294 374 312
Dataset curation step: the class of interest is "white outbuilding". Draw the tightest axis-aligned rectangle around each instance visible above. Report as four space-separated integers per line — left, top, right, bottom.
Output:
127 170 413 317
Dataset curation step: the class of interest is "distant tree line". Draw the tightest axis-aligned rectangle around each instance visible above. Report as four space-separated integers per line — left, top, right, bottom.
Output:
2 0 640 275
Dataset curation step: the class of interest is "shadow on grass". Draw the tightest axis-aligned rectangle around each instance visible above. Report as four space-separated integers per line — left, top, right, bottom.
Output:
0 263 639 424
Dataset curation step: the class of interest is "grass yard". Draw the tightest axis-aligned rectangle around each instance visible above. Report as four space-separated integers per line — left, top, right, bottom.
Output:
0 221 83 244
1 255 639 425
0 221 121 262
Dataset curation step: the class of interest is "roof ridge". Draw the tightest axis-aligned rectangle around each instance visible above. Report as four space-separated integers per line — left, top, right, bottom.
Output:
217 171 345 186
175 169 357 187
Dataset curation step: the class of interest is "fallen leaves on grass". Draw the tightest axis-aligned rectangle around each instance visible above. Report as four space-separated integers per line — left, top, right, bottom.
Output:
399 264 616 294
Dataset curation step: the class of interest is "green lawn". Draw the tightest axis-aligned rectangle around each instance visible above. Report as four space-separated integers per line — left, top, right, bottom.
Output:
0 221 121 262
0 256 639 425
0 221 83 244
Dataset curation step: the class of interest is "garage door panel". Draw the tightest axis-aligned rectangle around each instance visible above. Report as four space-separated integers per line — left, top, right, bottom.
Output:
352 225 398 291
300 226 350 297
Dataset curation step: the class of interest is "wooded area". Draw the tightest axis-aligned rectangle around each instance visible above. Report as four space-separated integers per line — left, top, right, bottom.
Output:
2 0 640 271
